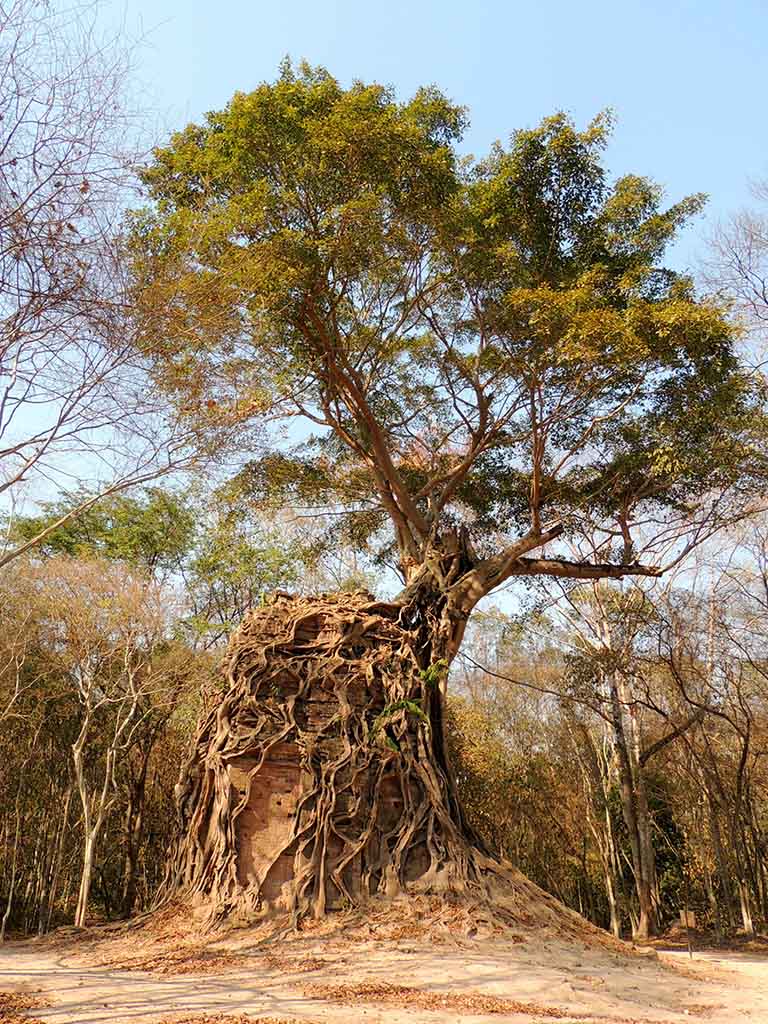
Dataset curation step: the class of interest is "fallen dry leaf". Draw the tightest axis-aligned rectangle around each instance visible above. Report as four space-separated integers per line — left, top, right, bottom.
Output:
0 990 51 1024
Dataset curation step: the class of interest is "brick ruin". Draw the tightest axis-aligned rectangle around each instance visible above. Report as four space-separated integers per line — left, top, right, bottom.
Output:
169 590 465 920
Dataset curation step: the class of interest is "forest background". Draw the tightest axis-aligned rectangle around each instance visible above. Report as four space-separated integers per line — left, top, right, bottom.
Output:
3 0 768 943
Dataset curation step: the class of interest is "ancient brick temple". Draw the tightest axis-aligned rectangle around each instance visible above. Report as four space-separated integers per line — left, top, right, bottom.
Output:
198 591 416 913
169 594 590 933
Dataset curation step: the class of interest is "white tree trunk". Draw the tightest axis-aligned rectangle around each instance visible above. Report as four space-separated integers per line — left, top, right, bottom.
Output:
0 797 21 941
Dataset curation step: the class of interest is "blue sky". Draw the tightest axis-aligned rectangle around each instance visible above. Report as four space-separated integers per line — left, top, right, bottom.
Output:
109 0 768 272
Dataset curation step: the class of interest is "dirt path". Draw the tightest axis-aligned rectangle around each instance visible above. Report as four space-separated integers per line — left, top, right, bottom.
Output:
2 929 767 1024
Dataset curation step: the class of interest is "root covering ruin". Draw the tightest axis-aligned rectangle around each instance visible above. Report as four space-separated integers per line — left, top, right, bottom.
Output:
166 592 493 921
163 591 600 937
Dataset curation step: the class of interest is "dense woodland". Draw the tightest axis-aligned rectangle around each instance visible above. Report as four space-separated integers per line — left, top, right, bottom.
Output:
4 503 768 940
3 0 768 942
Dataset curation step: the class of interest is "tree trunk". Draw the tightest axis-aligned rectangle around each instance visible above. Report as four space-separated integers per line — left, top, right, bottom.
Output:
41 786 72 934
121 757 149 918
75 833 97 928
601 808 623 939
738 878 755 936
571 720 623 938
122 809 140 918
163 590 490 925
0 795 21 941
631 731 658 935
703 862 722 941
608 671 657 939
706 791 736 928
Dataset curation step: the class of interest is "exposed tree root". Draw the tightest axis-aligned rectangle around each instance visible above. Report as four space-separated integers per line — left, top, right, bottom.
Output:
163 591 488 921
160 591 617 945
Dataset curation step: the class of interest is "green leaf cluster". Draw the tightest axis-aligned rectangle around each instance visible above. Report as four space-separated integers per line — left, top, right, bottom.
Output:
130 64 767 566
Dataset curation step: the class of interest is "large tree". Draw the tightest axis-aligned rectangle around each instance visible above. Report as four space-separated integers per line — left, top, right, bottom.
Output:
131 64 765 923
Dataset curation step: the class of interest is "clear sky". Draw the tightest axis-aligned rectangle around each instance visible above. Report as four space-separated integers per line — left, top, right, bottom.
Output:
107 0 768 273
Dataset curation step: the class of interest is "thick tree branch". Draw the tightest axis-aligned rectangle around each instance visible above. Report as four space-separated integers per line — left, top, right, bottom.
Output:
477 523 566 586
508 556 663 581
447 524 566 611
639 710 706 767
300 304 430 544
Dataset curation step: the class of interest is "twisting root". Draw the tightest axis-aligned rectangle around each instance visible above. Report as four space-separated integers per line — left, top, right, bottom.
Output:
162 591 495 926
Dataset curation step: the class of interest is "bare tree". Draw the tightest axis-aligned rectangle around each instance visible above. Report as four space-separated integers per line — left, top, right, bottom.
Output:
0 0 198 569
707 181 768 330
654 529 768 936
31 555 183 927
0 562 43 722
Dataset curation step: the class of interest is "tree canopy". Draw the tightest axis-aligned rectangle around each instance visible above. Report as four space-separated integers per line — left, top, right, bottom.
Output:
11 487 197 575
131 63 765 622
9 484 305 644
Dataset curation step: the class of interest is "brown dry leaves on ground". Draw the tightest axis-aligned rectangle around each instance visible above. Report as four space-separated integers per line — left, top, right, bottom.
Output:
258 888 621 955
71 935 250 975
70 928 333 977
0 990 51 1024
649 927 768 956
156 1016 320 1024
52 875 631 979
301 980 681 1023
304 980 574 1016
104 947 252 975
261 953 330 973
56 905 251 975
60 897 536 977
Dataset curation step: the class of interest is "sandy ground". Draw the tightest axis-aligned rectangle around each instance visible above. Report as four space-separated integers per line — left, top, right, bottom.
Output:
1 910 767 1024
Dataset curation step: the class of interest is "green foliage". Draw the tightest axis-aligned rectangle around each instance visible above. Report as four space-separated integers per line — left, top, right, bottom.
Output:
183 514 303 641
131 66 765 571
420 659 448 687
11 483 308 645
373 698 430 751
11 487 196 574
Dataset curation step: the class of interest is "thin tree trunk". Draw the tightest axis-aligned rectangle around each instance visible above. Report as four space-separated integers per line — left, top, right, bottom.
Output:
604 819 623 939
75 833 96 928
631 725 658 931
738 878 755 936
0 795 22 941
41 786 72 934
122 744 152 917
572 719 623 938
707 793 736 928
703 862 722 941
